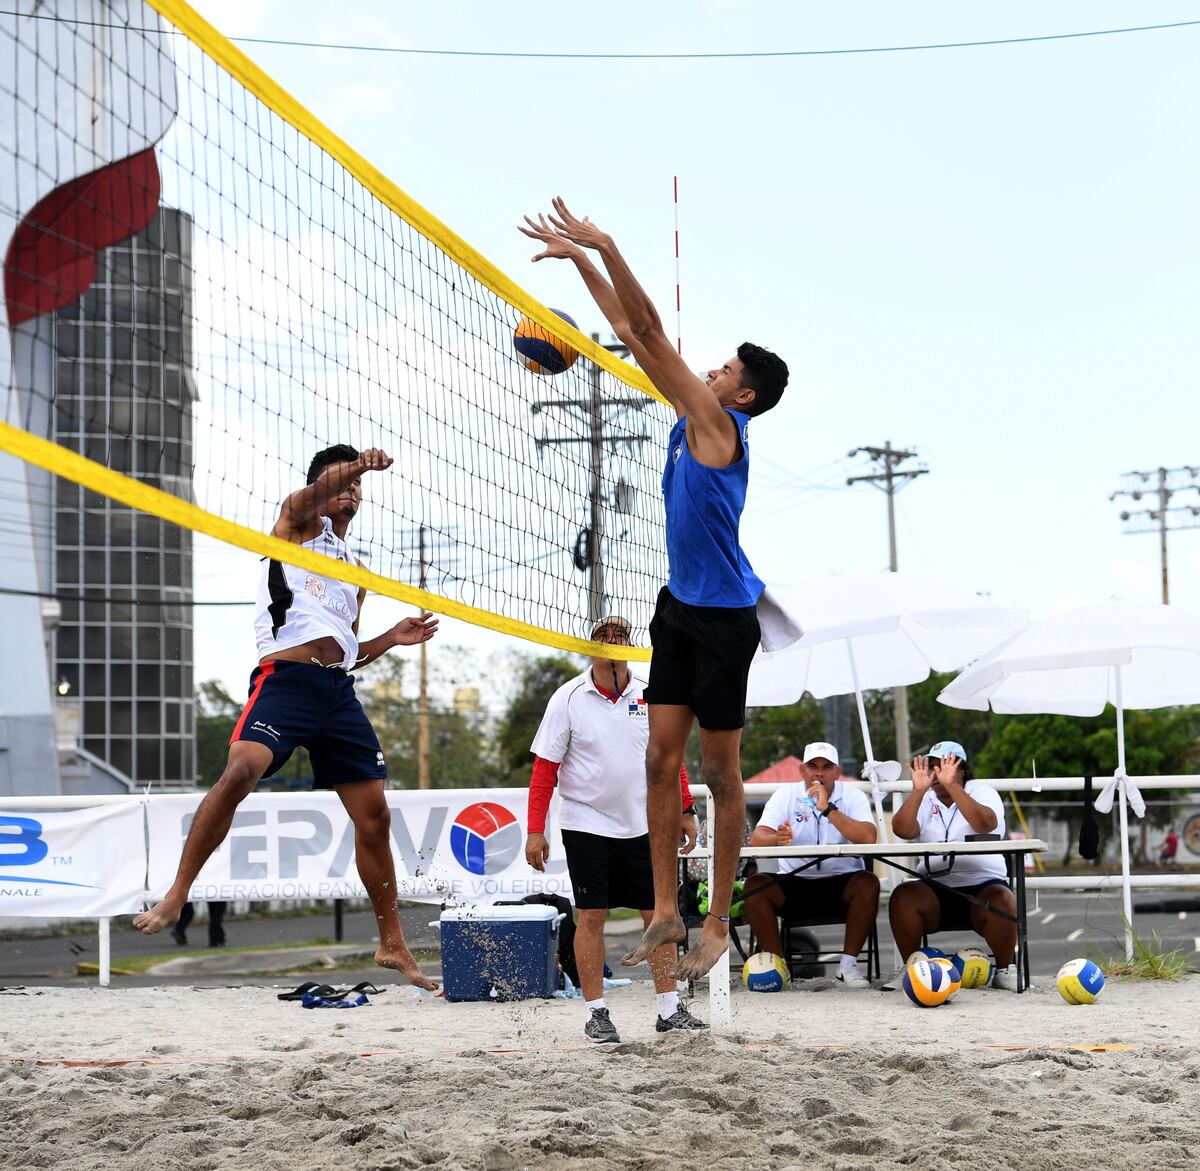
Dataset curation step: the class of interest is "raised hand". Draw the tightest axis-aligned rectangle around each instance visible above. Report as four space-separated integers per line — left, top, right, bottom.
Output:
546 196 612 251
910 755 933 792
518 213 585 263
939 755 964 789
358 447 393 473
807 781 829 813
389 611 439 647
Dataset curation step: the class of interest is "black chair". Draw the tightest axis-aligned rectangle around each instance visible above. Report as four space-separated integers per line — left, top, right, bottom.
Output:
779 914 882 982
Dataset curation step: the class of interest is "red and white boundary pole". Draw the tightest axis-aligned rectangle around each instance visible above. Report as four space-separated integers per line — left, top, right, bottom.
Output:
673 175 682 355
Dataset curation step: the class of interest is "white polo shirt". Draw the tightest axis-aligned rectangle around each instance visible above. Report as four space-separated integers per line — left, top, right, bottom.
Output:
756 780 874 877
912 782 1008 887
529 669 651 839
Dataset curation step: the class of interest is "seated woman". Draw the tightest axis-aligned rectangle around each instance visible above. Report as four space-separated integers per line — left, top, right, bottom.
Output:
888 741 1018 991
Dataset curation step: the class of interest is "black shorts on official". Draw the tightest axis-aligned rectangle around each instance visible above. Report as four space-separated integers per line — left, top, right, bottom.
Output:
933 879 1012 932
231 659 387 788
643 585 761 730
561 830 655 911
774 871 865 920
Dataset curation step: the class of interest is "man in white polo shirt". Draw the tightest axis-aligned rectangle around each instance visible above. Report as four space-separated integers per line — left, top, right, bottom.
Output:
524 615 705 1043
889 740 1018 991
743 742 879 988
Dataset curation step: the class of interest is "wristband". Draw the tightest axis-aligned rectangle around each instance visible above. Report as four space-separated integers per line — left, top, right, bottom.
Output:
681 803 697 816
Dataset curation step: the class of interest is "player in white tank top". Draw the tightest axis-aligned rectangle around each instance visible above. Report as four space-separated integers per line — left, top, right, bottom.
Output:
135 445 440 990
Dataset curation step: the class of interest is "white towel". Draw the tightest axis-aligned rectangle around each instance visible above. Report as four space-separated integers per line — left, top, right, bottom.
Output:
756 587 804 653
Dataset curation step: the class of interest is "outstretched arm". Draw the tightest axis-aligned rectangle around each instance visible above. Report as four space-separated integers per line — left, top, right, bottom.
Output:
273 448 392 540
544 198 739 463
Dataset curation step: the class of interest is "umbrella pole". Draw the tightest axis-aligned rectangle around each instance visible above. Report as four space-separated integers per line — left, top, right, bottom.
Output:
846 640 890 846
1114 668 1134 961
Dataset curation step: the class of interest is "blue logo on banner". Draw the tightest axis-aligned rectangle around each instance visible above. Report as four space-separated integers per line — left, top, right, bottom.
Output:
0 816 98 888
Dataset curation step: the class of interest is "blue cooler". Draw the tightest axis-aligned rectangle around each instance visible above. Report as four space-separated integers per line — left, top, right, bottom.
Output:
438 905 562 1002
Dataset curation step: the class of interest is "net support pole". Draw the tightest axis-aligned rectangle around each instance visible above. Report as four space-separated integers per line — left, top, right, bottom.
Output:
706 794 732 1027
98 918 111 988
587 346 606 624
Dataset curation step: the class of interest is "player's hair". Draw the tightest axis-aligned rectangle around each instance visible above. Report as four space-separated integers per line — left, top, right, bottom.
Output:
306 444 361 485
736 342 789 417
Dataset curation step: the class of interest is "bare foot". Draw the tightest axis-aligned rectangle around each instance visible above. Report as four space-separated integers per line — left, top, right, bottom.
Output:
676 922 730 980
132 900 183 935
621 915 685 967
375 946 440 991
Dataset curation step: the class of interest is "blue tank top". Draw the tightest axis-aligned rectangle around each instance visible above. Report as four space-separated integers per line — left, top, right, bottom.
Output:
661 409 764 608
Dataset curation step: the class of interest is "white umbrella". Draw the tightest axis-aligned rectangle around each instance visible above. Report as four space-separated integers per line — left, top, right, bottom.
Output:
938 598 1200 958
748 572 1027 840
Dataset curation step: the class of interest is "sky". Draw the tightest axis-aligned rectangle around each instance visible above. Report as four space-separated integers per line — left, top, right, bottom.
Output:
184 0 1200 703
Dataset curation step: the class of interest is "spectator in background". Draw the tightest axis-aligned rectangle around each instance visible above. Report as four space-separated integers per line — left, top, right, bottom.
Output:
171 900 227 948
1160 828 1179 867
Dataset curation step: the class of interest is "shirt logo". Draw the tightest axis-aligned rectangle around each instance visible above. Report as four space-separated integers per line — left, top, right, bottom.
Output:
672 444 682 464
742 423 749 444
304 575 327 599
627 698 647 717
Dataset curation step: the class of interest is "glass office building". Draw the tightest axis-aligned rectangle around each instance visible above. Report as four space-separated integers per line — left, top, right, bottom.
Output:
48 209 196 788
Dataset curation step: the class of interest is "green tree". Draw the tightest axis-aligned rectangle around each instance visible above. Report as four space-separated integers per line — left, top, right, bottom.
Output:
492 653 580 785
359 654 493 788
195 680 240 786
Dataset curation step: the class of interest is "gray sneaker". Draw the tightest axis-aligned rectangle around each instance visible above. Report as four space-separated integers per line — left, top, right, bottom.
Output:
656 1005 709 1033
584 1008 621 1044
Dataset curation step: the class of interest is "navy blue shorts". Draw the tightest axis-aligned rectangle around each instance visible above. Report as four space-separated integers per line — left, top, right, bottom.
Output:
231 660 387 788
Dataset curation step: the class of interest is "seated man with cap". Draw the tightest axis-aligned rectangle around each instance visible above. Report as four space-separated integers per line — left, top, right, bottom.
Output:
888 740 1019 991
742 742 879 988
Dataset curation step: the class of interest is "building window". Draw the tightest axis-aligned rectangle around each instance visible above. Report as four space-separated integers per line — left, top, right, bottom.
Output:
111 702 132 735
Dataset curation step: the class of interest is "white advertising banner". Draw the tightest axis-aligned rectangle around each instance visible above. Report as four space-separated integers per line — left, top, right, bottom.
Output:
146 789 572 905
0 803 146 917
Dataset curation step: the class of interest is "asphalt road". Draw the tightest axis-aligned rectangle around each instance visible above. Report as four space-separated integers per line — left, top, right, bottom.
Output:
3 889 1198 988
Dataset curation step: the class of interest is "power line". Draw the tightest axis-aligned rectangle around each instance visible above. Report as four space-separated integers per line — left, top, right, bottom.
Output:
1110 465 1200 604
4 10 1199 60
0 586 248 607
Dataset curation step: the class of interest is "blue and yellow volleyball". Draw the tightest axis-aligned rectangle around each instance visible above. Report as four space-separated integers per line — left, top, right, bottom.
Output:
742 951 789 993
933 956 961 997
901 958 954 1007
513 309 579 375
952 947 994 990
1056 958 1105 1005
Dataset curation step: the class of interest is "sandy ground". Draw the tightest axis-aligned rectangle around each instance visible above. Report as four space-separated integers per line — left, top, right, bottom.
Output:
2 975 1199 1170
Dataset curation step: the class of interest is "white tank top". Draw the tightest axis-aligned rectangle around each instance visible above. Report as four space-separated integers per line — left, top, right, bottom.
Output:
254 517 361 670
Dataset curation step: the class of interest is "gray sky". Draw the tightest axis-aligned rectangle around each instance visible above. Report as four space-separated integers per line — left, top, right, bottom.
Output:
187 0 1200 702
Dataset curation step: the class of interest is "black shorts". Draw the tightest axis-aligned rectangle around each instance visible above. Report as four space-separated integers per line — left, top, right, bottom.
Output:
933 879 1013 932
561 830 655 911
643 585 761 730
775 871 865 920
232 660 388 788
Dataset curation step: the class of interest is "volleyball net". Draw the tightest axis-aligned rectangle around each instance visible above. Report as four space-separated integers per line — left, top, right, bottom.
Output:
0 0 669 658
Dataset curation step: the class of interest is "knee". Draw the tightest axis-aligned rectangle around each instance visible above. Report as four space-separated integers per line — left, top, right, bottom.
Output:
576 910 607 933
645 744 679 786
887 881 921 920
217 759 258 801
742 874 778 905
356 803 391 844
848 872 880 904
702 765 741 798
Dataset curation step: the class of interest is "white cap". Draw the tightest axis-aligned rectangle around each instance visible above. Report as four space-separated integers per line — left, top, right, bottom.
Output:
803 741 839 765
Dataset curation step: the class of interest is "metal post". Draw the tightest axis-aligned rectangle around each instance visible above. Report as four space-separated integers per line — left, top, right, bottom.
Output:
1159 466 1170 604
334 898 344 944
587 346 606 624
706 792 731 1027
98 917 111 987
417 525 430 790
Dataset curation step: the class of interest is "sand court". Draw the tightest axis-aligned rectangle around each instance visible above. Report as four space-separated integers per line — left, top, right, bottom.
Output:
3 976 1199 1169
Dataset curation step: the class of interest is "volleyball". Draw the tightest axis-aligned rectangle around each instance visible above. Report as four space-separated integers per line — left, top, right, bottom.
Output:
932 957 961 997
513 308 580 374
952 948 994 989
906 946 946 966
1056 958 1105 1005
742 951 789 993
901 958 954 1007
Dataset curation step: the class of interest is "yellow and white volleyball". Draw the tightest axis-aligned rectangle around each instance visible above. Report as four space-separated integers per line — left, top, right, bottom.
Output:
1056 958 1105 1005
901 958 954 1007
952 947 994 990
742 951 790 993
513 309 579 375
932 956 961 998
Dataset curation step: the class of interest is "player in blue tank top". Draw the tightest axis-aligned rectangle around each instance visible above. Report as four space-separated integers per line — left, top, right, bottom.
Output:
521 199 788 978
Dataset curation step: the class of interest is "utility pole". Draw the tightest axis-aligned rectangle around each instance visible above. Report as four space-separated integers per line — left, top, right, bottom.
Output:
417 524 430 790
1111 466 1200 604
847 442 929 765
533 333 648 626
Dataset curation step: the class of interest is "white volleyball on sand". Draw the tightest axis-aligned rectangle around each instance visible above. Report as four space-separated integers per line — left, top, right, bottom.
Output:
1057 958 1105 1004
742 952 790 993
